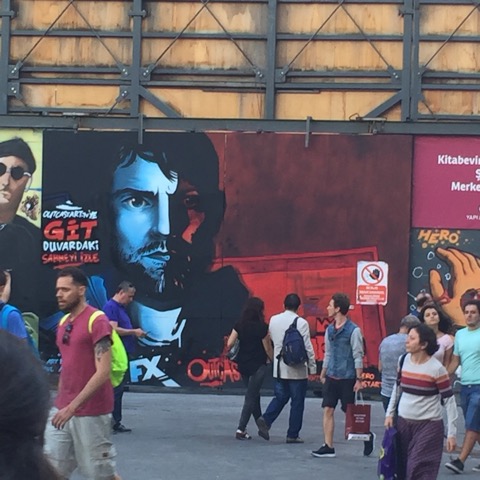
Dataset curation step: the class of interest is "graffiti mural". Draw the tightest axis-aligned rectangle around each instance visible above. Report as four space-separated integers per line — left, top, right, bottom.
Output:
36 131 413 388
408 229 480 328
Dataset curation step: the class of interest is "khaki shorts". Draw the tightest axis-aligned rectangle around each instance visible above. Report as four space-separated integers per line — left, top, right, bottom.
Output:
44 407 117 479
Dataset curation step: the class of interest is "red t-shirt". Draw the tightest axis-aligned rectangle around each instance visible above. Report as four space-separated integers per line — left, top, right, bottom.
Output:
55 305 114 416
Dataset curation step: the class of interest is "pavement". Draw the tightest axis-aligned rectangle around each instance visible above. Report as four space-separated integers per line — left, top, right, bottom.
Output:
70 391 479 480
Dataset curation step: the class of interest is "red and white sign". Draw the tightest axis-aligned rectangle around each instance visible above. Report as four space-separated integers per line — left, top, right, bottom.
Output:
356 261 388 305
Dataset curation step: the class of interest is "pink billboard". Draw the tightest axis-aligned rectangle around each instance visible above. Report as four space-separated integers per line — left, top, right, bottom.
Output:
413 136 480 229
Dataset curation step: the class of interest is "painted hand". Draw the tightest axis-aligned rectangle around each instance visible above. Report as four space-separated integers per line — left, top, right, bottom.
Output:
430 247 480 327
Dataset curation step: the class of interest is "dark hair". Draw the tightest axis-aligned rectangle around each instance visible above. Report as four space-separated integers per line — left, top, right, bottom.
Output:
116 281 135 293
415 292 432 309
419 303 453 335
461 288 479 309
332 292 350 315
284 293 301 311
0 270 6 287
0 137 36 173
409 323 439 356
238 297 265 327
57 266 88 287
463 299 480 315
0 330 61 479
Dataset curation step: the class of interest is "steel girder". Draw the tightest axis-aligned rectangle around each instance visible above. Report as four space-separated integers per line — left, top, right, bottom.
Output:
0 0 479 130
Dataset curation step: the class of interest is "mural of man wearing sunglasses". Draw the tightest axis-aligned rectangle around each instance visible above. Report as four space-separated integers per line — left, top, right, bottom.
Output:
0 138 40 312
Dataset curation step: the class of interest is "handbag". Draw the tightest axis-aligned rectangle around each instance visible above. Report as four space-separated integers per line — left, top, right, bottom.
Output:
345 391 371 440
377 353 407 479
378 427 399 480
226 338 240 361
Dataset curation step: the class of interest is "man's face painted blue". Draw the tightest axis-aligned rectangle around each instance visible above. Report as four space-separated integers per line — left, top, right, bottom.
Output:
112 155 178 292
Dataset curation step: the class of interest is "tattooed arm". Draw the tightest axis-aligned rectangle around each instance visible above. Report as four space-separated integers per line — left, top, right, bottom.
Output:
52 336 112 429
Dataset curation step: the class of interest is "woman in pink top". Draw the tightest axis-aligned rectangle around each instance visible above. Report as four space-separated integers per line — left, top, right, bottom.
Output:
419 303 454 367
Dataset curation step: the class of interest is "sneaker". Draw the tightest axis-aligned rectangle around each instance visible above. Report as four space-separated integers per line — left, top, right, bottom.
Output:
235 429 252 440
445 457 464 474
256 416 270 441
112 423 132 434
311 444 336 458
286 437 304 444
363 431 376 456
473 464 480 472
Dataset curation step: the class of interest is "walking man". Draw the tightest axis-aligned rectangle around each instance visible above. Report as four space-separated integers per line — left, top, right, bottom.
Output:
257 293 316 443
312 292 373 458
379 314 420 411
445 299 480 474
103 281 145 433
44 266 121 480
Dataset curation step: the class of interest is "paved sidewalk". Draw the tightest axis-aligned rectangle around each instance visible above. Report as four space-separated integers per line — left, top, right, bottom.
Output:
71 391 476 479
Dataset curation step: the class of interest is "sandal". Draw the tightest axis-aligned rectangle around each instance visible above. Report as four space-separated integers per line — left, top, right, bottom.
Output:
235 429 252 440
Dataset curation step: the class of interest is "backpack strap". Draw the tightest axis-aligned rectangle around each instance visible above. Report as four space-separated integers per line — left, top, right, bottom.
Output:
397 353 407 386
88 310 106 334
276 316 299 379
59 314 70 327
394 353 408 418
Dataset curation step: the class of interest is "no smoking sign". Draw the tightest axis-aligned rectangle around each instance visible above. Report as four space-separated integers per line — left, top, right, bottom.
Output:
356 261 388 305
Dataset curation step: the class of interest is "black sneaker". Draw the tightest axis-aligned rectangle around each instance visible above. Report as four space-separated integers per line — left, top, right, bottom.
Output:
311 444 336 458
473 464 480 472
113 423 132 433
256 416 270 441
445 457 464 474
363 432 376 456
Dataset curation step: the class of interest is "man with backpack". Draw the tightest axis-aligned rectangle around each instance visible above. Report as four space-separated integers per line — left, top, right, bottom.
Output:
0 270 28 341
257 293 316 443
44 267 121 480
312 292 372 459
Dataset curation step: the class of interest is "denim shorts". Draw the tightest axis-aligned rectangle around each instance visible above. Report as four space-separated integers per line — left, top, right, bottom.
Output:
460 384 480 433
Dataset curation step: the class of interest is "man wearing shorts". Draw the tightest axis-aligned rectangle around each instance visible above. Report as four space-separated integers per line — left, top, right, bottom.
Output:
445 299 480 474
45 267 121 480
311 293 373 458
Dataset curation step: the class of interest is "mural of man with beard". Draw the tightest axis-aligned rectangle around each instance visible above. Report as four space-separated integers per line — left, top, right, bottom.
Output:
96 134 248 386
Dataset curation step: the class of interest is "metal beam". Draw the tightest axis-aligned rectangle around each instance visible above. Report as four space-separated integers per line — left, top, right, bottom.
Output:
129 0 145 117
1 115 480 136
0 0 14 114
265 0 278 119
138 86 182 118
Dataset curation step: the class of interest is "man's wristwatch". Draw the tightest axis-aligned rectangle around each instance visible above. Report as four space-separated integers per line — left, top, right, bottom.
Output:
356 377 363 381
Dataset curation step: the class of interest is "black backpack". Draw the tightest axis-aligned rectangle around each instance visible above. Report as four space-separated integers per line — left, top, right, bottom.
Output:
277 317 308 377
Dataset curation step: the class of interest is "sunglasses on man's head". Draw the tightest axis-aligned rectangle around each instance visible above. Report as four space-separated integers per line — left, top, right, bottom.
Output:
62 323 74 345
0 163 31 181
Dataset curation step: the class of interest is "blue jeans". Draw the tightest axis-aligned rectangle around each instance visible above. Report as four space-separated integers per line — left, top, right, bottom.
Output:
263 378 308 439
238 364 267 432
